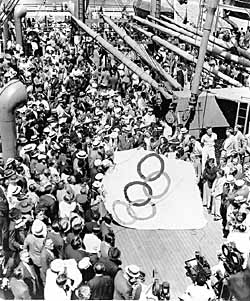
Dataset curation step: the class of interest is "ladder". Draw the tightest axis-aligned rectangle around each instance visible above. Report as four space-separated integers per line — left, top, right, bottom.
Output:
0 0 20 27
235 98 250 135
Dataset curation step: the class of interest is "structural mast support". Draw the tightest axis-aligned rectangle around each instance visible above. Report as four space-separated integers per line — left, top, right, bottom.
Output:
102 15 180 90
151 0 161 19
133 16 250 67
160 15 250 61
71 16 171 100
191 0 219 99
188 0 219 126
132 25 242 87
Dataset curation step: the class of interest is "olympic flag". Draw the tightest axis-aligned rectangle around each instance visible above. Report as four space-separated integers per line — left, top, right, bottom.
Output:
102 149 207 230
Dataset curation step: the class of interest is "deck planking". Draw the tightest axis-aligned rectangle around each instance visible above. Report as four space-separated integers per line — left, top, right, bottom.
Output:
113 210 224 300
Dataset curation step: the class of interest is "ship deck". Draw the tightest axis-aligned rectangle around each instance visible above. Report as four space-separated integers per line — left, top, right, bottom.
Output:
114 210 224 300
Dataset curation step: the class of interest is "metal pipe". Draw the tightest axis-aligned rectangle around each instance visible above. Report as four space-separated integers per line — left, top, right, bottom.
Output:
191 0 219 97
0 80 27 162
102 15 181 90
133 16 250 68
71 16 171 100
14 5 27 48
160 14 250 61
132 25 242 87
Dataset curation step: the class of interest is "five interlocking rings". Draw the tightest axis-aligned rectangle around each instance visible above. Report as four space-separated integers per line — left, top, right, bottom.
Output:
112 153 171 225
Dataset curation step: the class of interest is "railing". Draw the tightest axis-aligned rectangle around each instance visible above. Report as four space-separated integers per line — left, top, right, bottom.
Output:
0 0 20 26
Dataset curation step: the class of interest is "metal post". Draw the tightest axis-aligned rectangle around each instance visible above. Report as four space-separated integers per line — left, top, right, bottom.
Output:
151 0 161 19
190 0 219 98
155 0 161 19
14 5 27 48
151 0 157 18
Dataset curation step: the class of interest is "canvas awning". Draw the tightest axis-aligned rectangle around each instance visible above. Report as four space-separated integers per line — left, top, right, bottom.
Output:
210 87 250 103
174 90 229 135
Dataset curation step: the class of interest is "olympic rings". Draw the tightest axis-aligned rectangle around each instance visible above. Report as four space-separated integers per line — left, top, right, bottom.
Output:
112 200 136 225
142 171 171 200
137 153 164 182
124 181 153 207
128 201 156 220
112 199 156 225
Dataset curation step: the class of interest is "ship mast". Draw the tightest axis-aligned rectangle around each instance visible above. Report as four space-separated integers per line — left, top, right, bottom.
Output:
185 0 219 128
151 0 161 19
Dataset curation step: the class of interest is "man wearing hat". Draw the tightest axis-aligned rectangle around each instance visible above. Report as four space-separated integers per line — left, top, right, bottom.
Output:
98 246 122 278
37 182 57 222
73 150 89 182
23 219 47 283
87 262 114 300
13 250 39 299
113 264 142 300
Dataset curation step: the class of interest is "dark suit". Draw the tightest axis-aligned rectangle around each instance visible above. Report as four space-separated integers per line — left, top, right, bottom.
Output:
98 256 121 278
64 244 88 262
88 274 114 300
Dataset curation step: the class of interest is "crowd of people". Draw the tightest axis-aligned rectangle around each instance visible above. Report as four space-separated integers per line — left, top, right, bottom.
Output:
0 13 250 301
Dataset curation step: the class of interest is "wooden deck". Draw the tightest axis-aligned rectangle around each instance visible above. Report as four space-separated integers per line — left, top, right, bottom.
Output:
113 210 224 300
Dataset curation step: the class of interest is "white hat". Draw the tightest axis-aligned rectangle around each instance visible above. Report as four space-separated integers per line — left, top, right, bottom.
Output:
110 132 118 139
6 158 15 166
102 159 112 168
125 265 140 278
78 257 91 270
38 154 47 161
95 173 104 181
23 143 37 153
92 181 101 188
11 186 22 196
50 259 65 274
235 179 245 187
94 159 102 167
226 175 235 183
76 151 88 160
83 233 101 254
235 195 245 203
180 127 188 134
92 140 100 147
31 219 47 237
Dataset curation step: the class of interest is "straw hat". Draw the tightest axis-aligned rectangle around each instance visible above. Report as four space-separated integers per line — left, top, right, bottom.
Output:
76 151 88 160
125 265 140 278
31 219 47 237
23 144 37 153
78 257 91 270
83 233 101 254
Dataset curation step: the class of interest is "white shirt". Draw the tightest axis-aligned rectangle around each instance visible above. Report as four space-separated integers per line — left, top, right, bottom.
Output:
142 113 156 126
59 201 76 219
182 284 216 301
44 269 70 300
201 133 217 148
